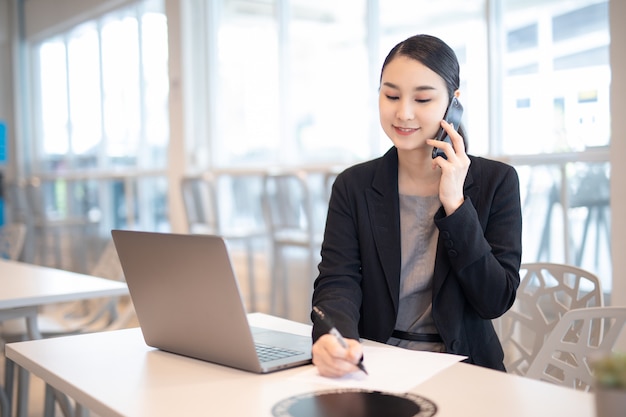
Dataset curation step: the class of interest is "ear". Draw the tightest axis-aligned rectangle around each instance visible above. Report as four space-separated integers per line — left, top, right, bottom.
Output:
454 90 460 98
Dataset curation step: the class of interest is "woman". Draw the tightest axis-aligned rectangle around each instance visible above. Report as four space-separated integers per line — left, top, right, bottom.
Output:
311 34 522 376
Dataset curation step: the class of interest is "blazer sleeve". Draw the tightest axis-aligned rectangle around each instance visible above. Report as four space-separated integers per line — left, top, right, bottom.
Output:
434 160 522 319
311 169 365 342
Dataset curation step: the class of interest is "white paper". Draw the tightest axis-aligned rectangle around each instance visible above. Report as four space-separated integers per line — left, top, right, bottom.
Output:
292 344 466 393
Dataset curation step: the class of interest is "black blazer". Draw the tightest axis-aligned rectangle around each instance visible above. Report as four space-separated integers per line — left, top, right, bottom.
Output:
311 147 522 370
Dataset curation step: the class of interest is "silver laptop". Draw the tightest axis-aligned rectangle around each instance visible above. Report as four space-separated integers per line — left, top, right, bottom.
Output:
111 229 312 373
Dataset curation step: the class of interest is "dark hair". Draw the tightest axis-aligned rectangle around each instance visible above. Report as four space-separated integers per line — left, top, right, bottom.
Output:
380 34 468 146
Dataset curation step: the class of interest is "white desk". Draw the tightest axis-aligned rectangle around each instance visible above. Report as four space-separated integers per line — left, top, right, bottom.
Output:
7 313 595 417
0 259 129 417
0 259 128 311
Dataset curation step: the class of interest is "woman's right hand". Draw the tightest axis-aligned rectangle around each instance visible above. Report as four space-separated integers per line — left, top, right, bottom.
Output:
311 334 364 377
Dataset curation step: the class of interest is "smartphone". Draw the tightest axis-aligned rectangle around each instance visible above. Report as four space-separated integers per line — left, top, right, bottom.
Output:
431 97 463 159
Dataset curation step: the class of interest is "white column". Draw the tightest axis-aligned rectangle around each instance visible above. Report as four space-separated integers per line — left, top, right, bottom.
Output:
165 0 187 233
609 0 626 352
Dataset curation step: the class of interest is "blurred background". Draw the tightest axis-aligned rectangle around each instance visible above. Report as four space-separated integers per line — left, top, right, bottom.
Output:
0 0 622 321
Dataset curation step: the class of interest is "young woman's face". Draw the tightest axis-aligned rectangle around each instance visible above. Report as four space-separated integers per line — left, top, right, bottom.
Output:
379 56 450 153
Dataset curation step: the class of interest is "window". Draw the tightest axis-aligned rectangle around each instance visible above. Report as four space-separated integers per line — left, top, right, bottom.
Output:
500 0 610 154
21 0 613 292
499 0 611 290
187 0 488 168
215 0 281 166
288 1 369 163
30 0 169 248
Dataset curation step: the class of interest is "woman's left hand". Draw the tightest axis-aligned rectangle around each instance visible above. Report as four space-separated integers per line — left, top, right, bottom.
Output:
428 120 471 215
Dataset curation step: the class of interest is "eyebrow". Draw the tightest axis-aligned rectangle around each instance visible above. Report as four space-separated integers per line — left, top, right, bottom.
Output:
381 82 437 92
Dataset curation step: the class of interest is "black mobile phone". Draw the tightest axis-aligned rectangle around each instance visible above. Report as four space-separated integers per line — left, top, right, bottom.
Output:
432 97 463 159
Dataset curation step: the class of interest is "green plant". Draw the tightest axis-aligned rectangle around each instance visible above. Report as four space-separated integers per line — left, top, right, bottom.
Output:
593 353 626 390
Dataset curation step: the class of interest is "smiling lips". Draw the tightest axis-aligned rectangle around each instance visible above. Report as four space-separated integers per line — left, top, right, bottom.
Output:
393 126 419 136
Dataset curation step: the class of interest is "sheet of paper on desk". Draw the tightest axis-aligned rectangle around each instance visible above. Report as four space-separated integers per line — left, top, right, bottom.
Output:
292 345 466 393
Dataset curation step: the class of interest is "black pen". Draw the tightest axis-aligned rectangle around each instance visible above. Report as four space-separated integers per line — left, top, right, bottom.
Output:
313 306 368 375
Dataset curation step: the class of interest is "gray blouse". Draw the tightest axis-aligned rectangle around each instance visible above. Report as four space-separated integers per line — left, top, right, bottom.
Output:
387 193 445 352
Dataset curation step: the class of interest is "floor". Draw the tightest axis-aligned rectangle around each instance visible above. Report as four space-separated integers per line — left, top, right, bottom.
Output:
1 246 315 417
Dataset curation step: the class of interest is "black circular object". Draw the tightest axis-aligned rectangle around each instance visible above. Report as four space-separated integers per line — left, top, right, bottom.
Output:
271 389 437 417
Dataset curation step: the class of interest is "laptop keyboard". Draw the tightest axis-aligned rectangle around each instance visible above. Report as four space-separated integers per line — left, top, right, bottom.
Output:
255 343 303 363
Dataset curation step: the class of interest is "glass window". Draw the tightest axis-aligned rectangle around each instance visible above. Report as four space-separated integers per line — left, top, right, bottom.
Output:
38 40 69 156
288 0 369 163
500 0 610 155
500 0 611 290
206 0 488 167
67 23 102 157
141 10 170 165
215 0 281 167
29 0 169 271
23 0 613 292
101 14 142 163
34 1 168 171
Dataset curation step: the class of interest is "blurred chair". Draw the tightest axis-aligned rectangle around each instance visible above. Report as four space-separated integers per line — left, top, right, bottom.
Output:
568 166 611 267
1 239 133 338
89 239 136 330
25 177 99 273
525 306 626 391
181 172 266 311
536 166 610 267
0 222 27 261
50 239 135 332
262 170 324 317
495 262 604 376
181 173 220 235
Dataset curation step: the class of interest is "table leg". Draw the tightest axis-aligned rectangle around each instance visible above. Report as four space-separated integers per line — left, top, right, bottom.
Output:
44 384 75 417
3 356 15 415
44 384 55 417
16 365 29 417
3 307 81 417
0 381 10 417
75 402 90 417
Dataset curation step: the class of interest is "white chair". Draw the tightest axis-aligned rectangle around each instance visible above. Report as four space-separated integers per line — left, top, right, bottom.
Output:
495 262 604 376
525 306 626 391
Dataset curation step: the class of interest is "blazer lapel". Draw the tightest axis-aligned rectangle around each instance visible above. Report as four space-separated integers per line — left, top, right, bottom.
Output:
365 149 401 312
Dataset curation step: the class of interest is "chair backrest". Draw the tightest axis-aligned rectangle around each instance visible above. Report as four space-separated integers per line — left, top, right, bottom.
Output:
180 174 219 234
181 172 267 236
262 171 316 238
0 223 27 260
496 262 604 375
90 239 125 281
525 306 626 391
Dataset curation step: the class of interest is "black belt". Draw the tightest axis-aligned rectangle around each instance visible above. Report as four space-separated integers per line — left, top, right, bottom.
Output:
392 330 443 343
